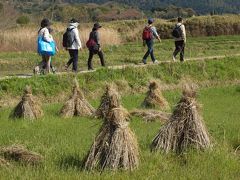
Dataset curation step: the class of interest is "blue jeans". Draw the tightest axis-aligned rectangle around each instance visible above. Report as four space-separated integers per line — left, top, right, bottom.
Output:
143 40 155 63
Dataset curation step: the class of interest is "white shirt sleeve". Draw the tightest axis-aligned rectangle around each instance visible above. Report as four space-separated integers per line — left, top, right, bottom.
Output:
74 29 82 49
181 25 186 42
43 28 52 42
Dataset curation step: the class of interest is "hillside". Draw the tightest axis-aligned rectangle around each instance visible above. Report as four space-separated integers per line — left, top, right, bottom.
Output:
64 0 240 14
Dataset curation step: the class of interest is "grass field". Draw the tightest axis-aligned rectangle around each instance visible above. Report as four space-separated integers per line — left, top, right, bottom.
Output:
0 85 239 179
0 34 240 179
0 35 240 75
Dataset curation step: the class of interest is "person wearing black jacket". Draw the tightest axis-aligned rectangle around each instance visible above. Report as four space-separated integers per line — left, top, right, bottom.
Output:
87 23 105 70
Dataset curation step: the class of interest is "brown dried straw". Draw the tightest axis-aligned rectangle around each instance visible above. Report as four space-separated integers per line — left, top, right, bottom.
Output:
95 84 118 119
151 84 211 153
11 86 43 120
130 109 170 122
0 145 43 165
84 86 139 171
0 157 10 167
142 81 169 110
60 79 95 118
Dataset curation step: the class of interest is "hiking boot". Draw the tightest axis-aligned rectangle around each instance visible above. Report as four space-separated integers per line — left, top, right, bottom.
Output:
64 64 68 71
172 56 176 62
52 67 56 74
153 60 159 64
142 59 147 64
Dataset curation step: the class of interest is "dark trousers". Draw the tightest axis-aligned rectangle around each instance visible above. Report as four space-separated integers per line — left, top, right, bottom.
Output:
173 40 185 61
143 39 155 63
87 50 105 70
67 49 78 72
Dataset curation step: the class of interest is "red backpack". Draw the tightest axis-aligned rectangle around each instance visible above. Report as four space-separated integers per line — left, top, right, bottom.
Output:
142 27 153 40
86 38 96 49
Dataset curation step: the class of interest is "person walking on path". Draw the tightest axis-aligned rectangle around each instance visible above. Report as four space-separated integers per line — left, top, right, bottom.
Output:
38 18 55 74
142 18 161 64
64 18 82 72
86 23 105 70
172 17 186 62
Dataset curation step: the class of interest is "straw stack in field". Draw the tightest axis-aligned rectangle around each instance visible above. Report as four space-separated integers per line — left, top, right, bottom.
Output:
60 79 95 118
151 84 211 153
11 86 43 120
142 81 169 110
84 85 139 171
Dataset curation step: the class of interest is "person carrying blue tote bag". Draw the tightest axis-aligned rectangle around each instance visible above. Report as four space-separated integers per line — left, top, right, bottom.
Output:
38 36 56 56
37 18 58 74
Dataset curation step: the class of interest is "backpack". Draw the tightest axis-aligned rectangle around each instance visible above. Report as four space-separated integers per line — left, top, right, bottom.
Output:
86 38 97 49
62 28 75 48
172 24 182 38
142 27 153 41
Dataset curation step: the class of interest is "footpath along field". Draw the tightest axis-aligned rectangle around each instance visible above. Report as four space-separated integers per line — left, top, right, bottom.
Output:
0 34 240 179
0 35 240 76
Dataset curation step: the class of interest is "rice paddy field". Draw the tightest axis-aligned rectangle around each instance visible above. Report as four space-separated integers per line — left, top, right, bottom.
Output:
0 34 240 179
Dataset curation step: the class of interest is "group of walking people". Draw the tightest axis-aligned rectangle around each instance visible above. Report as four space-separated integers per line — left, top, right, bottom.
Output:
37 17 186 74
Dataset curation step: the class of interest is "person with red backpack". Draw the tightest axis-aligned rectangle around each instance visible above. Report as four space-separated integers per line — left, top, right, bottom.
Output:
142 18 161 64
63 18 82 72
86 22 105 70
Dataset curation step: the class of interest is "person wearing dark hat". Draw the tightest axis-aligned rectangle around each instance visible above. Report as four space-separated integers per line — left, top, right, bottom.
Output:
87 22 105 70
38 18 54 74
142 18 161 64
172 17 186 62
65 18 82 72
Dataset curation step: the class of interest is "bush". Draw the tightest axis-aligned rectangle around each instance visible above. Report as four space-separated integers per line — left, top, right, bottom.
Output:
16 15 30 25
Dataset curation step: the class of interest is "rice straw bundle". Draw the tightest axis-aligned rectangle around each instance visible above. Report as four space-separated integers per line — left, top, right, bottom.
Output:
151 84 211 153
142 81 169 110
130 109 170 122
84 86 139 171
11 86 43 120
95 84 117 119
60 79 95 118
0 145 43 165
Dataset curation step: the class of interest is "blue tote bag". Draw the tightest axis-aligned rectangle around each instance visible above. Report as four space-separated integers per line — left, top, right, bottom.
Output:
37 36 56 56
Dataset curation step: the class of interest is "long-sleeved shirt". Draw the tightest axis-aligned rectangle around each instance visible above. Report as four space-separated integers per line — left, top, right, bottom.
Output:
38 27 53 42
67 23 82 50
174 23 186 42
89 30 100 46
150 26 160 39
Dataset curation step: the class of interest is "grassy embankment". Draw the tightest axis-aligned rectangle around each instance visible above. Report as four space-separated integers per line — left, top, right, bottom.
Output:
0 85 239 179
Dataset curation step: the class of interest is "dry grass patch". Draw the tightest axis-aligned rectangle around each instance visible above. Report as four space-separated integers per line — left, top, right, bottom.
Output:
0 145 43 166
130 109 170 122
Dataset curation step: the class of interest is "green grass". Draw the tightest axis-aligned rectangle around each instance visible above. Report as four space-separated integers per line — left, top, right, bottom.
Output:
0 56 240 99
1 35 240 75
0 85 239 179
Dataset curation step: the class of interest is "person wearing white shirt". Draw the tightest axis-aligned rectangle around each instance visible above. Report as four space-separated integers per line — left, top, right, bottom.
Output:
65 18 82 72
173 17 186 62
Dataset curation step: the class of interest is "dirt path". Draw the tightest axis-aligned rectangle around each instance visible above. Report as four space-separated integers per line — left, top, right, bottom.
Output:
1 53 240 81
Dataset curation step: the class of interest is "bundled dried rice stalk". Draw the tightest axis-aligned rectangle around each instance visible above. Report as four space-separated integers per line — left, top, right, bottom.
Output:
60 79 95 118
151 84 211 153
131 109 170 122
95 84 118 119
84 86 139 171
0 157 10 167
0 145 43 165
11 86 43 120
142 81 169 110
